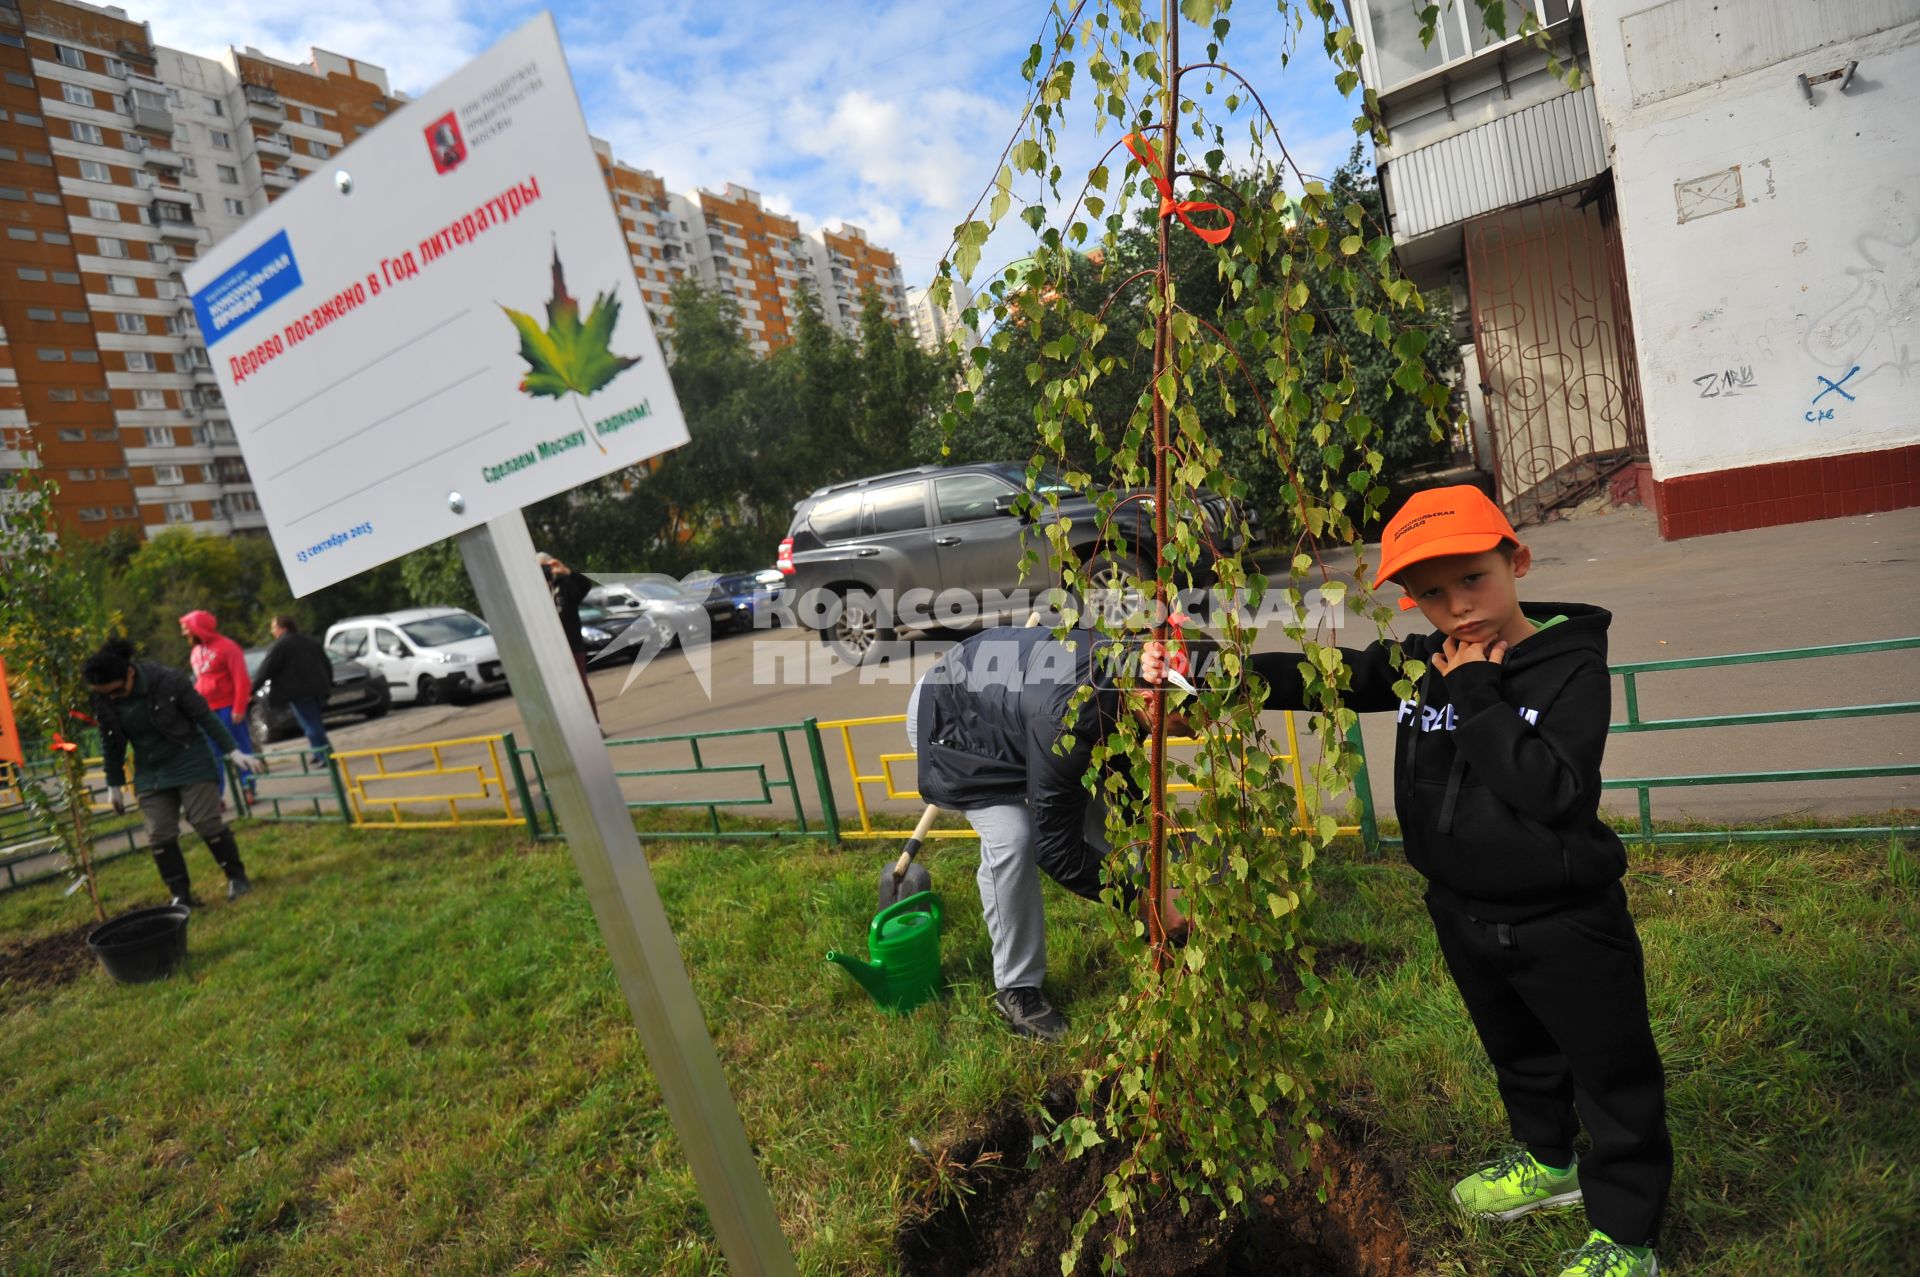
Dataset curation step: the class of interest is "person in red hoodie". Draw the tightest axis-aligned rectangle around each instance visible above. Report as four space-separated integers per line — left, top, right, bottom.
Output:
179 610 256 801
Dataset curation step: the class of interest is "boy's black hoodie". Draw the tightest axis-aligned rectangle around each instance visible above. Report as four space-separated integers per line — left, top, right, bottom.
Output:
1249 601 1626 921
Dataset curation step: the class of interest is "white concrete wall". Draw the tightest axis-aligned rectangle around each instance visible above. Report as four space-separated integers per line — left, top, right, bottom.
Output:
1588 3 1920 479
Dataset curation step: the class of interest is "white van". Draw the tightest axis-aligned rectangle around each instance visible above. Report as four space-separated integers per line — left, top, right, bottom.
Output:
322 608 507 706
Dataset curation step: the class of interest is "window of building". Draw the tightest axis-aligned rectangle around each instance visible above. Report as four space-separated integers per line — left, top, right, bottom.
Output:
0 185 24 202
58 428 86 441
55 45 87 69
178 156 196 176
164 501 194 523
87 198 120 221
37 348 67 362
115 313 147 334
148 243 174 263
154 465 185 485
132 170 154 191
205 96 224 117
165 313 189 335
145 426 175 447
26 306 56 321
151 200 189 224
298 106 322 126
209 128 232 150
4 72 34 89
44 230 69 245
216 163 238 184
52 270 80 285
62 309 88 322
1359 0 1570 90
70 349 99 363
222 197 245 216
135 389 168 410
105 57 129 77
68 468 97 481
309 141 330 159
76 508 107 522
23 151 51 167
96 235 126 257
0 32 23 49
104 467 127 479
78 159 113 183
155 279 179 299
92 427 115 440
125 351 157 372
113 506 136 519
83 388 110 402
106 275 138 296
5 227 30 240
32 191 61 206
62 83 99 110
18 267 50 282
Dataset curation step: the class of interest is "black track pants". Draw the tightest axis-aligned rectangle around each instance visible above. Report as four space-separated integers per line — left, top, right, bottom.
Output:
1427 884 1673 1247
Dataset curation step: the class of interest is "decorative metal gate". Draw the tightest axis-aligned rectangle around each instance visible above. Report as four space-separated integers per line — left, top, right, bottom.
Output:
1465 180 1648 524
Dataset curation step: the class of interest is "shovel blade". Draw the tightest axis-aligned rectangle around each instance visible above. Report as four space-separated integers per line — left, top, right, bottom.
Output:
878 859 933 911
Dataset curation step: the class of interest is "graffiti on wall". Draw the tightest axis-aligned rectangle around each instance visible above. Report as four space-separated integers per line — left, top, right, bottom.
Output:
1800 181 1919 392
1694 365 1758 398
1805 365 1861 423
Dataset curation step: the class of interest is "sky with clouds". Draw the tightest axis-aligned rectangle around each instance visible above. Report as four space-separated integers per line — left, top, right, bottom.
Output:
132 1 1367 292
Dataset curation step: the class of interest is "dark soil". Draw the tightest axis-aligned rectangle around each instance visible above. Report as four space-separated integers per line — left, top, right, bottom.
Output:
899 1089 1416 1277
0 922 96 996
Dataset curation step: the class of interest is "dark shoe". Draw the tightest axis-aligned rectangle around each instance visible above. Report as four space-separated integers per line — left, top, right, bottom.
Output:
993 986 1067 1043
166 884 200 909
226 876 253 902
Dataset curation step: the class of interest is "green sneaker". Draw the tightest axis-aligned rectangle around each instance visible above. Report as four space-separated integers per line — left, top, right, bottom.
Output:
1449 1148 1583 1221
1557 1230 1658 1276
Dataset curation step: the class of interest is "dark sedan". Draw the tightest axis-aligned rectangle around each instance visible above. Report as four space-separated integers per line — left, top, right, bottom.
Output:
700 569 790 634
243 646 391 744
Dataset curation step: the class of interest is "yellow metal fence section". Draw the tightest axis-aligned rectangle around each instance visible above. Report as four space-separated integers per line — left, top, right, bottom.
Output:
817 710 1342 841
331 734 523 829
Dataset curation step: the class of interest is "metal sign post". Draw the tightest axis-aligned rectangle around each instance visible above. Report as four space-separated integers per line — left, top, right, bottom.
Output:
459 509 796 1275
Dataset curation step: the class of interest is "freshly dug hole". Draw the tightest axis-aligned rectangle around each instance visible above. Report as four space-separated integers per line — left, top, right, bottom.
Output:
898 1094 1416 1277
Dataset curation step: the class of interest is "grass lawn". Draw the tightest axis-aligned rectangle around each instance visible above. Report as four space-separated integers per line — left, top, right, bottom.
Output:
1 821 1914 1274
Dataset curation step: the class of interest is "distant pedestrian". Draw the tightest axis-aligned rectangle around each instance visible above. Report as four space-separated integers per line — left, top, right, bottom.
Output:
86 637 262 906
537 552 600 723
255 614 334 761
179 610 256 801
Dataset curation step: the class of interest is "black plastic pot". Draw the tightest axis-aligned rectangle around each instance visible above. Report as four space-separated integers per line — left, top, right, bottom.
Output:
87 904 192 985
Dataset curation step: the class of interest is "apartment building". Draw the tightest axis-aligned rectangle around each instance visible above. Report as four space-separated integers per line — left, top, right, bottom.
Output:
905 279 977 355
0 0 400 541
810 222 909 336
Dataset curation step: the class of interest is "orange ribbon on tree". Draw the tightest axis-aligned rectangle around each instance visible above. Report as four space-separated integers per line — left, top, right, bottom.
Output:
1124 131 1234 246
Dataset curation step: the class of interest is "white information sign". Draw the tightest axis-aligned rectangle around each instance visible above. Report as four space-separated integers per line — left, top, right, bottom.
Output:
184 13 687 597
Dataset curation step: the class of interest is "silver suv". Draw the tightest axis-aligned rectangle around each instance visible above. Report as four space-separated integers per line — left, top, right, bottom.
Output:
775 461 1247 662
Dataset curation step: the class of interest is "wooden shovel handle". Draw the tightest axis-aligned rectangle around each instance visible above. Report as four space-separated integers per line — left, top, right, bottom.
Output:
891 804 941 880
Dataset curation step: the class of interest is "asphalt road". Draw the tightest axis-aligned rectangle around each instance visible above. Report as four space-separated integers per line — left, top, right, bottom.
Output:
306 502 1920 827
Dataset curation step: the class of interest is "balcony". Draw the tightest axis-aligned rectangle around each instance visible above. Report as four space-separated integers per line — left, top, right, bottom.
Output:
128 84 173 137
254 132 292 158
261 164 296 191
190 362 217 385
141 143 186 173
148 200 204 244
241 83 284 123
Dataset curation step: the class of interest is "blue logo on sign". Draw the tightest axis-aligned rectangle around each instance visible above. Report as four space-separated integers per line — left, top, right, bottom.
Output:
193 229 303 346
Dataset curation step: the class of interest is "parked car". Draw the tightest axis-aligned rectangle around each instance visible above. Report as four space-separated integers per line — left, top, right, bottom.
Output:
776 461 1250 662
577 604 656 665
583 576 713 648
241 646 390 744
322 608 508 706
699 569 791 634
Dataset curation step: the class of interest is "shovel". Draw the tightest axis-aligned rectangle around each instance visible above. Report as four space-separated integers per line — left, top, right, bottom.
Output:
878 804 939 911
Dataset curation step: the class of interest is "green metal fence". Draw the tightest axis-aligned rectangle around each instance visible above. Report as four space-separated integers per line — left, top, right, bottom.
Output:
1351 636 1920 851
5 638 1911 893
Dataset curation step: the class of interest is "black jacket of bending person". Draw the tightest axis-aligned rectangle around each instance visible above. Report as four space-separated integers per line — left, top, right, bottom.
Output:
1249 601 1627 922
914 626 1131 902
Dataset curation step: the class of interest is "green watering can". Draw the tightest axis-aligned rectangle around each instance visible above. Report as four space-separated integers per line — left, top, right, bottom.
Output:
826 891 943 1013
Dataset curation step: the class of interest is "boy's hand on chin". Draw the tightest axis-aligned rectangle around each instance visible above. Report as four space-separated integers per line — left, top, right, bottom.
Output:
1432 635 1509 675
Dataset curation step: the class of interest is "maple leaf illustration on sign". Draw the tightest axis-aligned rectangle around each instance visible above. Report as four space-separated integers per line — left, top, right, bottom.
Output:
501 244 642 454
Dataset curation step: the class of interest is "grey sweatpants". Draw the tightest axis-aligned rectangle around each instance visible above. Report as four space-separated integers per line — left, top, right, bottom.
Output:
907 675 1109 993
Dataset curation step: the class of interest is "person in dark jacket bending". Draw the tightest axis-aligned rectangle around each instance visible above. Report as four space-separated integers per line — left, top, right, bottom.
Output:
255 615 335 759
537 552 599 723
86 638 263 906
1144 486 1670 1277
909 624 1189 1042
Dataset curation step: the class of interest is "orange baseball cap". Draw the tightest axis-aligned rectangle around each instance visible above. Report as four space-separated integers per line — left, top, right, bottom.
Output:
1372 485 1518 589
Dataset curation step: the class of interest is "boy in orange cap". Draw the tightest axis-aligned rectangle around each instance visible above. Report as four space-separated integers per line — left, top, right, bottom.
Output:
1146 485 1670 1277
